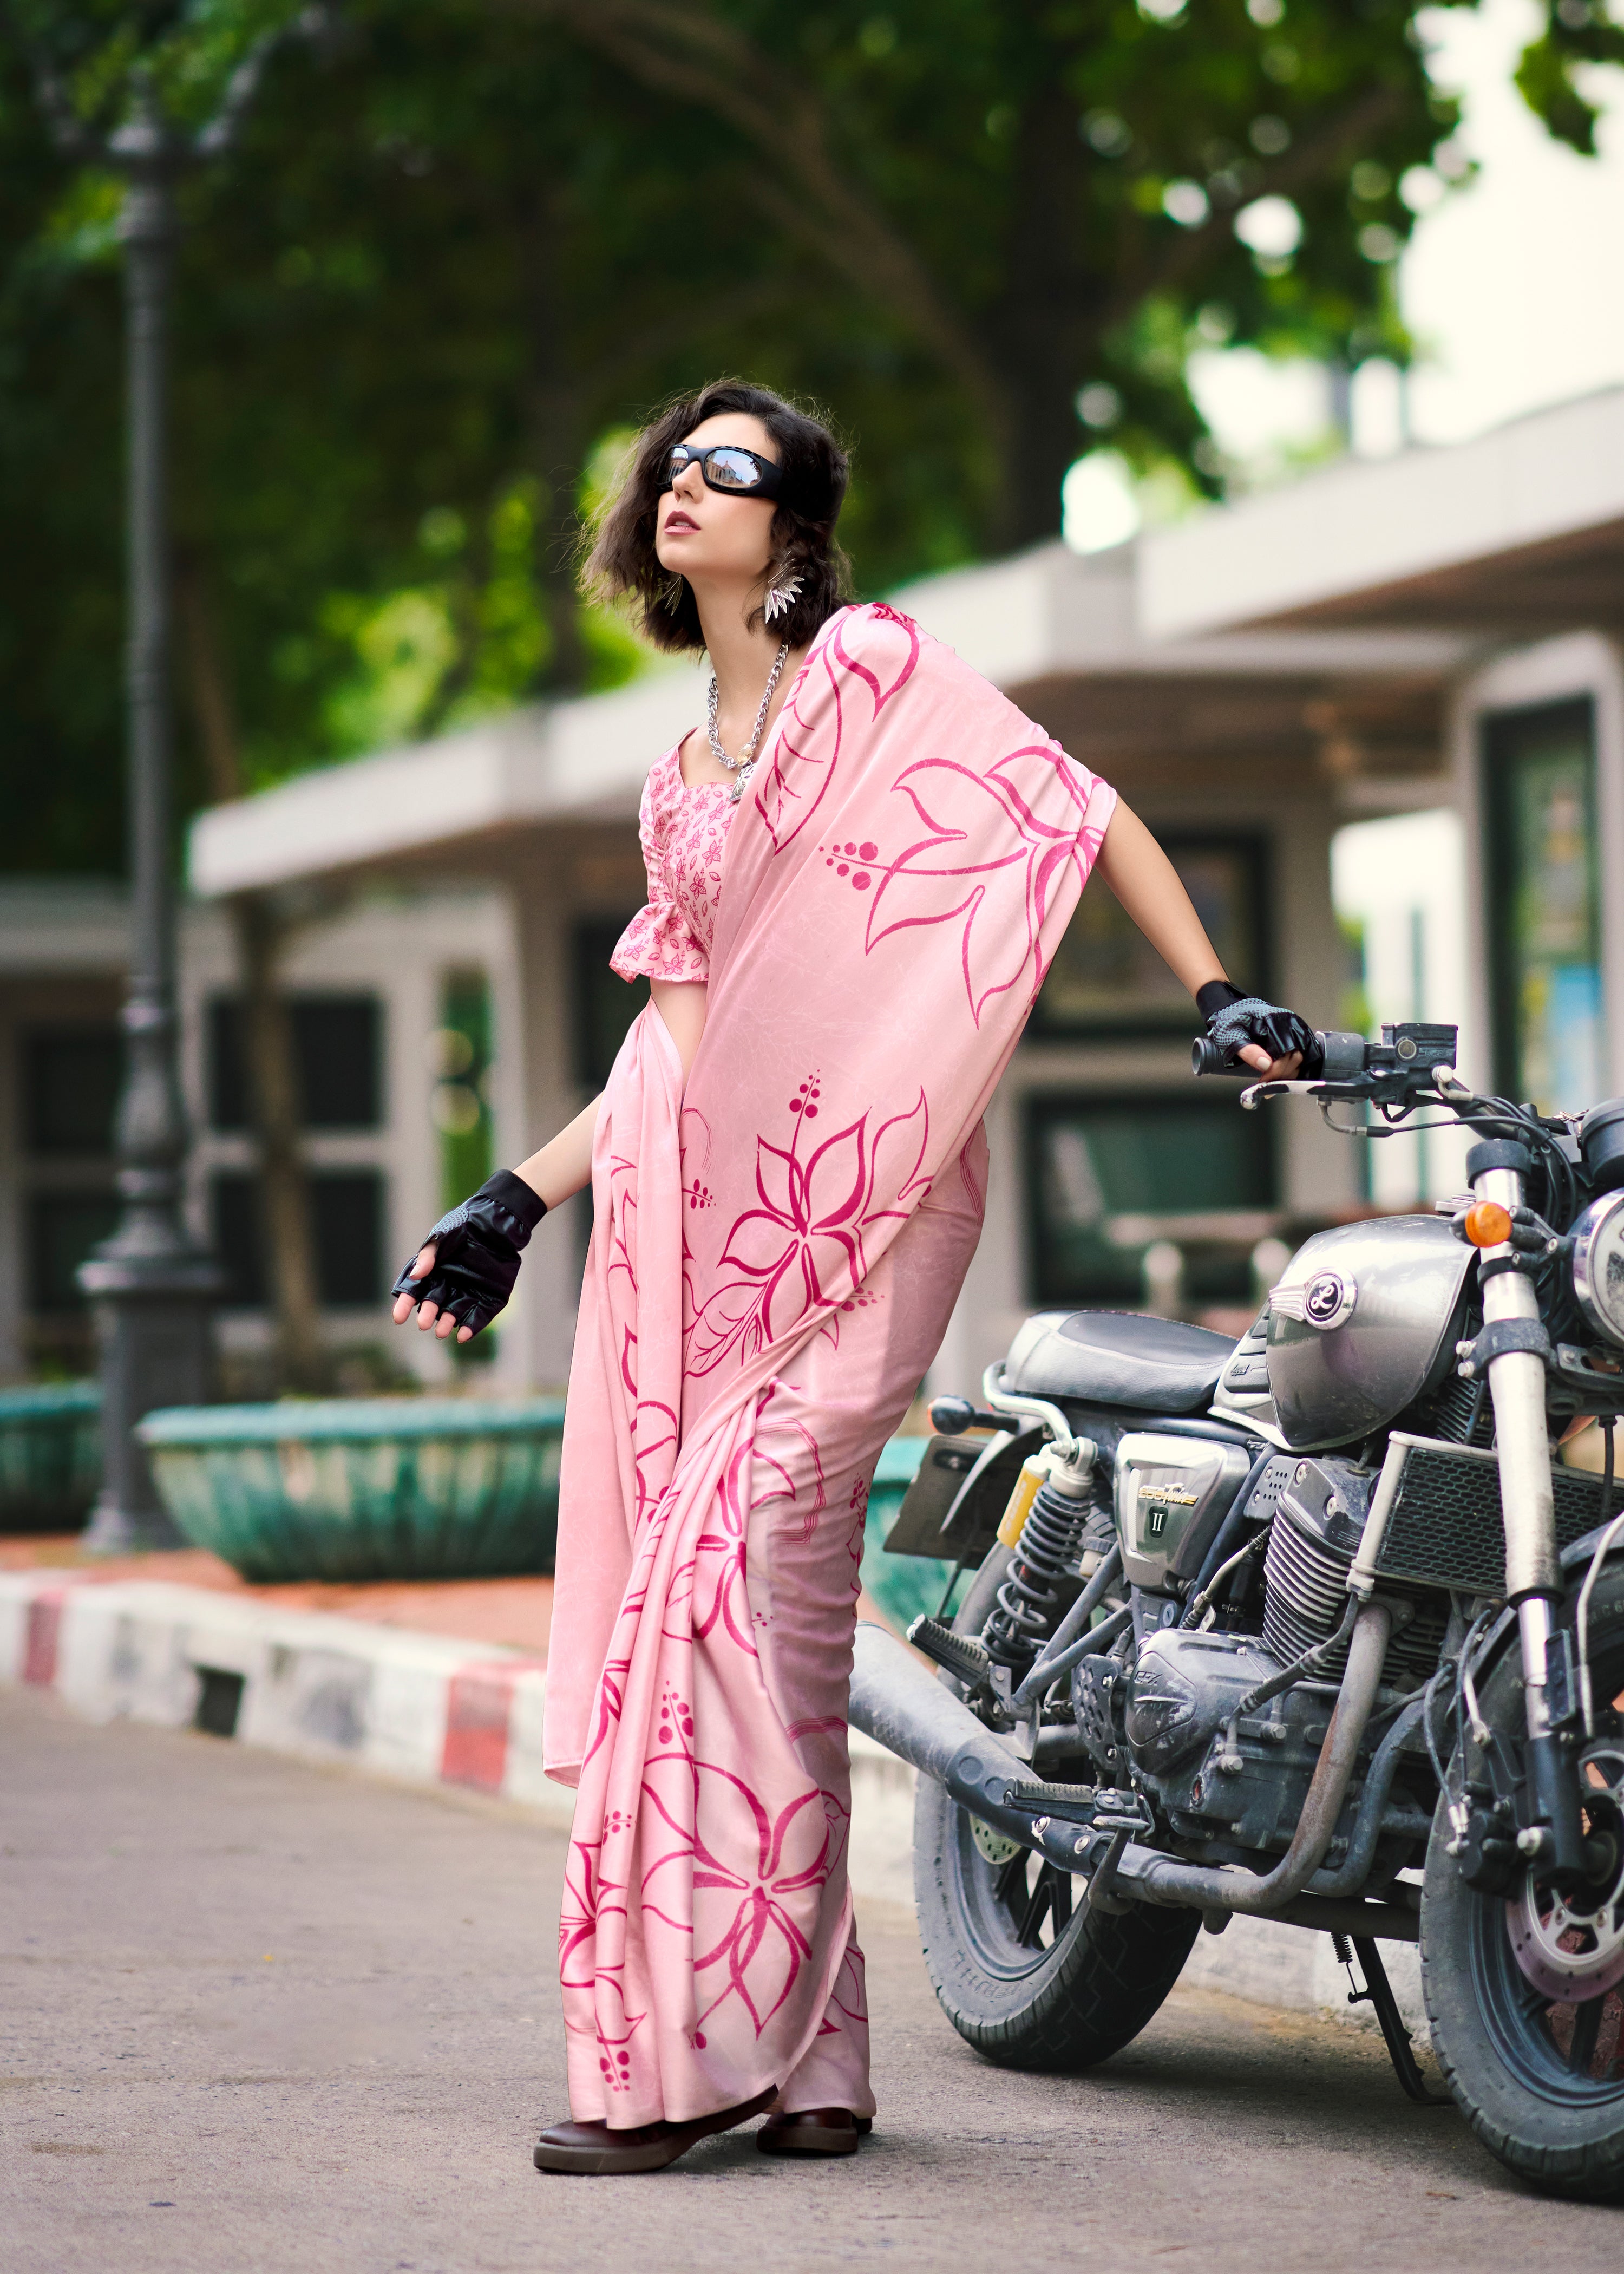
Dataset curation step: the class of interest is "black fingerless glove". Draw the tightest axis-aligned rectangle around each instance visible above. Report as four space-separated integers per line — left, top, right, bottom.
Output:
391 1169 548 1338
1196 980 1321 1074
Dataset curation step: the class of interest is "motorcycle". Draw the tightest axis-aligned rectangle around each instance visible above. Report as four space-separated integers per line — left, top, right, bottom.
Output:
851 1021 1624 2198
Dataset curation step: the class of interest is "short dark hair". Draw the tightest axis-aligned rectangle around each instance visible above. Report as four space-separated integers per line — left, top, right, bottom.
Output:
583 380 852 653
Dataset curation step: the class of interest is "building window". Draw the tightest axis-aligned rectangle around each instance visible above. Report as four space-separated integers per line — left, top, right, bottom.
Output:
1482 697 1602 1113
1024 1089 1276 1306
208 995 383 1131
25 1192 121 1314
1029 834 1268 1038
573 919 649 1089
23 1025 122 1155
211 1169 385 1308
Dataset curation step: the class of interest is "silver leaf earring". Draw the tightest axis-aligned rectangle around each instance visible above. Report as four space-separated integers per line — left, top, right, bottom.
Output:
763 572 801 624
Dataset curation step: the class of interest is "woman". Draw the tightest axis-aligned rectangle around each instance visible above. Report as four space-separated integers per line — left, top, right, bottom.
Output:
392 380 1313 2175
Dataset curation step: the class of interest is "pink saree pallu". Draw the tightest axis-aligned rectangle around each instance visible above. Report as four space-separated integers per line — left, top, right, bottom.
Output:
547 603 1116 2127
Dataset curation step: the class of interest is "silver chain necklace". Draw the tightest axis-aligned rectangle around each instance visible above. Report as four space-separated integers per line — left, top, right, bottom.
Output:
708 641 790 801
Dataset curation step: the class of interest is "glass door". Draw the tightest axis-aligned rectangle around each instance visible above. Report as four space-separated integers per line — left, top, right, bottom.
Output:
1483 697 1604 1113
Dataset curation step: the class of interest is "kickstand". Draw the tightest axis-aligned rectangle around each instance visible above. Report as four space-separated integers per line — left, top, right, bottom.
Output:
1337 1935 1447 2106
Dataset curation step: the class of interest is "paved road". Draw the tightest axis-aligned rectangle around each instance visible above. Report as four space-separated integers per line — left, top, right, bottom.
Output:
3 1688 1619 2274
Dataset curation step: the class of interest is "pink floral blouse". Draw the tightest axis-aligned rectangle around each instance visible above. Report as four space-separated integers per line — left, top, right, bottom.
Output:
610 741 734 985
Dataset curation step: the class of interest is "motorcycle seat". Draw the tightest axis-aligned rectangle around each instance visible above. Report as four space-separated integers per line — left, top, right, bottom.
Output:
1001 1309 1237 1415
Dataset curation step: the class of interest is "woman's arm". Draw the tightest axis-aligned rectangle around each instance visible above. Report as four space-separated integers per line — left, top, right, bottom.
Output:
393 1093 601 1342
1096 798 1302 1079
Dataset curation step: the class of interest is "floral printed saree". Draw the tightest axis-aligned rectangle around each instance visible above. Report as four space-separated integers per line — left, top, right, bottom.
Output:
547 602 1116 2125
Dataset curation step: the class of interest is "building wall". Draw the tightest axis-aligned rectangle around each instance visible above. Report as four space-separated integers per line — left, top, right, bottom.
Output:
176 887 523 1390
1330 807 1474 1207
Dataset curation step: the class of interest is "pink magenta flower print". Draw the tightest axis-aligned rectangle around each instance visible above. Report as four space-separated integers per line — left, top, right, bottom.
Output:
640 1757 829 2041
687 1086 931 1378
755 607 920 857
546 604 1115 2128
867 743 1112 1027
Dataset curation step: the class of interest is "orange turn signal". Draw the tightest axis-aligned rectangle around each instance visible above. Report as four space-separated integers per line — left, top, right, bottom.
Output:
1464 1200 1514 1249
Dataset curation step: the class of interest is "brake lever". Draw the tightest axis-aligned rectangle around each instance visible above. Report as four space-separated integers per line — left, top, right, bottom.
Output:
1239 1078 1322 1110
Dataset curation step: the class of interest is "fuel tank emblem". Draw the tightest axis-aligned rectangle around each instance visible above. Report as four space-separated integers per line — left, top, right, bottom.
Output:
1271 1270 1357 1332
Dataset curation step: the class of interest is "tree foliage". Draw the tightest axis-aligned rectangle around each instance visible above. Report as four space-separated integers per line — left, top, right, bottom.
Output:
1 0 1619 871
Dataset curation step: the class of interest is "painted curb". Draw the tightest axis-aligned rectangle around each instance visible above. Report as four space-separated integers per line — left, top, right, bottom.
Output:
0 1568 1422 2041
0 1570 565 1824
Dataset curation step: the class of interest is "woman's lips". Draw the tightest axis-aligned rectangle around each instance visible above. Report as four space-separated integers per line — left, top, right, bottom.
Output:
664 512 699 532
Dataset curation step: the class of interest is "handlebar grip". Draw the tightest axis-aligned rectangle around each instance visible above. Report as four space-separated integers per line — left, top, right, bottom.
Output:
1191 1035 1243 1077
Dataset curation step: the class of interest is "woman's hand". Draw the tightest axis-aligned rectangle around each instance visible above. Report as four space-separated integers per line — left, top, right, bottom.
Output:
1200 986 1317 1081
391 1243 464 1341
1095 805 1317 1084
389 1171 549 1342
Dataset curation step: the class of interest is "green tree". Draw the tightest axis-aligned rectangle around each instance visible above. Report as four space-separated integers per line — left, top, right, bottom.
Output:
3 0 1620 849
519 0 1624 546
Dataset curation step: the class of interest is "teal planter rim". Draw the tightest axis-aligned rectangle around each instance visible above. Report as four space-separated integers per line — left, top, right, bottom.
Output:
138 1396 567 1447
0 1381 101 1417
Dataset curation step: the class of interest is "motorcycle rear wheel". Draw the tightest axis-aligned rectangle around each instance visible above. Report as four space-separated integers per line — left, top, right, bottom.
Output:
913 1546 1199 2071
1422 1563 1624 2200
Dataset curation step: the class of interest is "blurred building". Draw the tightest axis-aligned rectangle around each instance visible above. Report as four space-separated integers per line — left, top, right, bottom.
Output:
0 880 515 1388
8 384 1620 1391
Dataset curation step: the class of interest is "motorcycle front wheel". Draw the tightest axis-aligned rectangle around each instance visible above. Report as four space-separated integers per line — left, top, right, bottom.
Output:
913 1547 1199 2071
1423 1560 1624 2200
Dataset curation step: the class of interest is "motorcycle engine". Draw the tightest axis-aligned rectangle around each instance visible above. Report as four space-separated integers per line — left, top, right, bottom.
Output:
1261 1454 1446 1687
1121 1626 1344 1854
1113 1454 1449 1855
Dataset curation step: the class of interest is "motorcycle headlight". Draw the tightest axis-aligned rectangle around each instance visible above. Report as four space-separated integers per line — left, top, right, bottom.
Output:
1571 1190 1624 1348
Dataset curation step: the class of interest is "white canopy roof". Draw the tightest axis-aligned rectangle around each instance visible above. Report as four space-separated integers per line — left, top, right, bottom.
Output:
1141 383 1624 641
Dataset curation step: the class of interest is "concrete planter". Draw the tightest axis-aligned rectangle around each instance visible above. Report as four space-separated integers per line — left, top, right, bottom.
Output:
0 1382 102 1533
137 1399 565 1583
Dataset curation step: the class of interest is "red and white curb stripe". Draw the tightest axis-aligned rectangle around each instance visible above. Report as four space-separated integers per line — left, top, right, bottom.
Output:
0 1571 568 1827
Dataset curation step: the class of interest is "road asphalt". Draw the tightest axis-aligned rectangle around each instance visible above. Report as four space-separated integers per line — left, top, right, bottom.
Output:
4 1684 1621 2273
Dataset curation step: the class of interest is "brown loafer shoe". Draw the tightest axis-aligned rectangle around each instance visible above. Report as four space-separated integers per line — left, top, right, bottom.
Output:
756 2107 872 2157
533 2088 776 2175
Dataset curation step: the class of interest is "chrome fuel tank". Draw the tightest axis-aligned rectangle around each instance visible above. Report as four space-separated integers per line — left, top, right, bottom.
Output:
1265 1213 1472 1452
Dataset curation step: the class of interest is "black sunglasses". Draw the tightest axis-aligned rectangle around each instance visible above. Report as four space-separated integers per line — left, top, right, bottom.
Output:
660 442 783 501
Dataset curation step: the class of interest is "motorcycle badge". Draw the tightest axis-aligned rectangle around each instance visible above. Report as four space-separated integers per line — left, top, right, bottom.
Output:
1272 1269 1357 1332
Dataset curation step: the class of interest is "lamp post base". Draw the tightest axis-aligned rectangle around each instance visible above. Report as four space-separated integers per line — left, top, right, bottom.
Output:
80 1265 219 1557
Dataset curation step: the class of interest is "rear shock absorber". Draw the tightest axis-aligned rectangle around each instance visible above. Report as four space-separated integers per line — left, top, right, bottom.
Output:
983 1442 1098 1674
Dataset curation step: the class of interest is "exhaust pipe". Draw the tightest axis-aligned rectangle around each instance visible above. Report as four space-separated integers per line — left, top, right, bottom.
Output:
849 1622 1085 1868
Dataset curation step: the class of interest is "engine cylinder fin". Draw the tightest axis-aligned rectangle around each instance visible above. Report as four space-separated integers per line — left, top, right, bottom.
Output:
1262 1470 1448 1687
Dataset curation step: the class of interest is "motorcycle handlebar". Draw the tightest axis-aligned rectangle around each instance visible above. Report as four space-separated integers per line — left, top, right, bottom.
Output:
1191 1023 1459 1089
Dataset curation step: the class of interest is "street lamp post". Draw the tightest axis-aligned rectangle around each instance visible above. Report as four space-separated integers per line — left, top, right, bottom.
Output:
15 17 329 1551
77 73 219 1552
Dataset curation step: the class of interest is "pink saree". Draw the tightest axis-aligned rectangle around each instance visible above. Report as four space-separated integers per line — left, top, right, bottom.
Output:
547 602 1116 2126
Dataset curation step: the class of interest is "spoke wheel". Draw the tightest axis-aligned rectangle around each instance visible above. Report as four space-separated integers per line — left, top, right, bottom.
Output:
1423 1568 1624 2200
